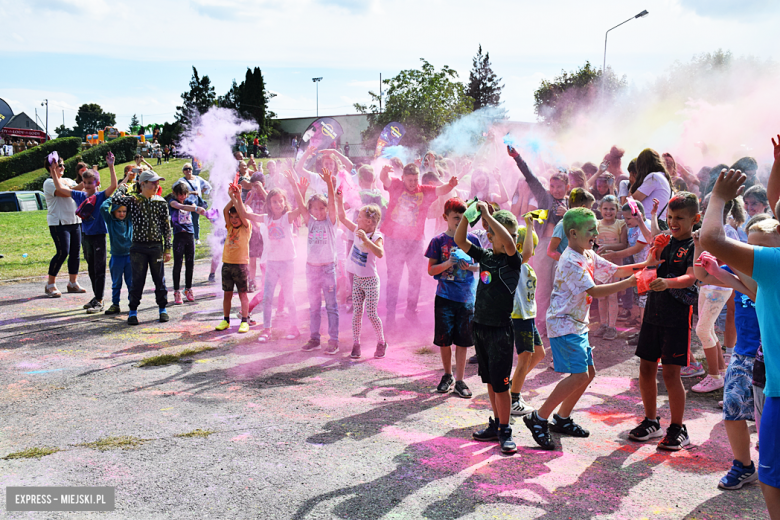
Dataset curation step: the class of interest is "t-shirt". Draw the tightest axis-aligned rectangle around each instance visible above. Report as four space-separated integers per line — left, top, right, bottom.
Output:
265 215 296 261
618 179 630 199
223 221 252 265
635 172 671 220
627 220 651 263
546 248 617 338
512 263 538 320
466 245 522 327
381 178 438 240
722 266 760 358
596 219 625 249
751 246 780 396
346 230 383 278
643 236 695 329
424 232 480 304
169 200 194 235
307 217 337 265
553 221 568 254
177 176 212 206
71 190 108 235
43 178 81 226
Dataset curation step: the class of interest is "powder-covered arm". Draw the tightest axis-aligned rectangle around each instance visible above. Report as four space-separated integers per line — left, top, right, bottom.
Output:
508 146 552 209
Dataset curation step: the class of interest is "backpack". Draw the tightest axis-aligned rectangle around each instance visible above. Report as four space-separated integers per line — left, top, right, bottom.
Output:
76 194 97 220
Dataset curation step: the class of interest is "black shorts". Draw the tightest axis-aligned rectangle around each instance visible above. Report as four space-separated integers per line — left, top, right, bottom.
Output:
433 296 474 347
635 319 691 367
512 318 542 354
222 263 249 293
472 322 514 393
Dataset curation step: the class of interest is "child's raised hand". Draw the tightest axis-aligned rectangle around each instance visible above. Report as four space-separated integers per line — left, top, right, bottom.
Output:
106 152 115 166
476 200 490 215
772 134 780 161
282 169 295 184
712 168 746 201
320 167 332 184
297 176 309 194
448 176 459 189
381 165 393 177
651 198 660 215
524 213 533 226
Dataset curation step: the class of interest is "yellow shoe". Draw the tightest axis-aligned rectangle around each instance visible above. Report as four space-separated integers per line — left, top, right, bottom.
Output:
215 319 229 331
238 321 249 333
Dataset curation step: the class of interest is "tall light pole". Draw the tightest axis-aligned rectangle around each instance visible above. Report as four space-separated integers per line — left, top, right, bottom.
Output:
312 77 323 117
40 99 49 140
603 10 649 75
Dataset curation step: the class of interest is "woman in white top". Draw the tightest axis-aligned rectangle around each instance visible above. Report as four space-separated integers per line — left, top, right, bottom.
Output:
41 153 85 297
178 162 212 244
630 148 673 222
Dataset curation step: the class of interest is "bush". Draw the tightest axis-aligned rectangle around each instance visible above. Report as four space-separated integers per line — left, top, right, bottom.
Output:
23 137 139 191
0 137 81 182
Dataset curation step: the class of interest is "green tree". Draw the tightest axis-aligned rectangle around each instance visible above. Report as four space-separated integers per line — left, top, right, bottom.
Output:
175 66 217 128
128 114 140 133
218 67 277 140
74 103 117 137
54 124 76 138
467 45 504 110
533 61 626 129
355 58 473 147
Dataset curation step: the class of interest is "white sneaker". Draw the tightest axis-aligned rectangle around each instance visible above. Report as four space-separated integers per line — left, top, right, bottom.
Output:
511 397 534 416
692 375 725 393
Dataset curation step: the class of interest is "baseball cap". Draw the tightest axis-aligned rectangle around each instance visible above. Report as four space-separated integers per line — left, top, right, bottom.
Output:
138 170 165 183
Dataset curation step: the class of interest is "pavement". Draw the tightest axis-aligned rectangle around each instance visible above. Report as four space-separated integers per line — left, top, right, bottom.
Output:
0 255 769 519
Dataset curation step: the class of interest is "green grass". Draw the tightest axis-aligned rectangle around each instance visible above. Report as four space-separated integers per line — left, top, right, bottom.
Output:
138 346 216 367
78 435 147 451
2 447 60 460
176 429 216 438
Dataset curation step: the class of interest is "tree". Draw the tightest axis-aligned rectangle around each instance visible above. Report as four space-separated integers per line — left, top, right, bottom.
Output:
218 67 277 140
73 103 117 137
54 125 76 138
128 114 140 133
533 61 626 129
175 66 217 128
354 58 474 147
467 45 504 110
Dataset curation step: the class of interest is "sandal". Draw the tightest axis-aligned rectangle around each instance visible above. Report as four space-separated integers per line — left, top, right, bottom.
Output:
45 284 62 298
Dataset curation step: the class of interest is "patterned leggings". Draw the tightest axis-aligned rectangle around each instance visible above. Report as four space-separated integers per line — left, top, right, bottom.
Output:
352 275 384 345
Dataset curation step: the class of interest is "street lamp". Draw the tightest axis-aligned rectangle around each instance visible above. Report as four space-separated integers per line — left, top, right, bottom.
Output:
312 77 323 117
40 99 49 141
603 10 649 74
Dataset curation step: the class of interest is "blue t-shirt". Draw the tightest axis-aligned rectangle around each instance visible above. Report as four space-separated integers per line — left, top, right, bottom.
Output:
425 232 480 304
169 200 194 234
552 221 567 254
751 246 780 397
723 266 760 357
71 190 108 235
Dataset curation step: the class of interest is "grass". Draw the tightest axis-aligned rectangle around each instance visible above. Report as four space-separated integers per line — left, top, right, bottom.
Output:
415 346 434 355
138 346 216 367
176 429 216 438
78 435 147 451
2 447 60 460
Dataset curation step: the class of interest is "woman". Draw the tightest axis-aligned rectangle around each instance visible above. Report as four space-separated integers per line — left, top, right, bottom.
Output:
630 148 673 222
178 162 212 245
42 153 85 297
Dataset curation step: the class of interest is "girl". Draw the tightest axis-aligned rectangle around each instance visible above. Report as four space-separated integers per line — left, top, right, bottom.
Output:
593 195 627 340
168 182 206 304
740 185 771 242
630 148 674 223
547 188 595 262
296 145 354 197
334 176 387 359
567 169 587 191
244 172 268 293
468 167 509 205
591 173 616 217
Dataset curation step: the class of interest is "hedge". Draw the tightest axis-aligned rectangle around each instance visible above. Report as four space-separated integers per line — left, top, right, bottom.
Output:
0 137 81 183
23 136 140 191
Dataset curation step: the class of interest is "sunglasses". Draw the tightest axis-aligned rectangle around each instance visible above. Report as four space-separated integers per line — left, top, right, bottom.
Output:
183 167 192 171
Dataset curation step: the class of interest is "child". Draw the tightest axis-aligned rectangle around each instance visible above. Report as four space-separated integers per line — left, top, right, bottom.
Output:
112 170 173 325
510 214 544 416
628 192 700 450
50 152 118 313
169 181 206 305
525 207 648 451
455 202 522 454
245 172 267 293
300 168 340 354
593 195 627 340
425 197 480 398
547 188 595 262
100 168 135 315
215 185 253 333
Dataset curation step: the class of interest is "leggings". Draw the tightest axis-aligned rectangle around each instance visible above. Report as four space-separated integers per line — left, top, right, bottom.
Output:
172 232 195 290
696 285 732 349
48 224 81 277
352 275 384 345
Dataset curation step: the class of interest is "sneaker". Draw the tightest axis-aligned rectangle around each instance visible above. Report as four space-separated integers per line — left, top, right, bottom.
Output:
284 328 301 340
324 341 339 355
86 301 104 314
628 417 664 441
626 335 640 346
468 355 479 365
436 373 454 393
374 342 387 359
549 414 590 437
724 351 733 367
453 380 472 398
473 417 499 442
625 317 642 328
257 328 271 343
238 321 249 333
185 289 195 302
692 375 725 393
104 304 121 315
617 309 631 321
159 312 170 323
235 312 257 326
45 284 62 298
196 239 202 245
127 315 139 326
248 282 257 293
681 361 706 378
350 343 361 359
658 423 690 451
591 323 609 337
67 282 86 293
603 327 618 340
207 273 216 284
83 297 98 309
626 330 640 340
498 425 517 454
215 319 230 331
173 291 183 305
719 460 758 490
302 339 321 352
524 412 555 450
511 397 534 416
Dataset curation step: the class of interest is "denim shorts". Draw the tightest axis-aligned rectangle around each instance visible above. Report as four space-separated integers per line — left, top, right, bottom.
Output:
549 333 593 374
433 296 474 347
723 354 755 421
512 318 542 354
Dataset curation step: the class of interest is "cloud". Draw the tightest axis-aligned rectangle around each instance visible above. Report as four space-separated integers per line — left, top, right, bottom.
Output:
677 0 780 20
23 0 87 14
317 0 373 14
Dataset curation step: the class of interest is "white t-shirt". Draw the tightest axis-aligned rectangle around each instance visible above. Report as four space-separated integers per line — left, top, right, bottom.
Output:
307 216 337 265
512 263 537 320
346 230 383 278
635 172 671 220
618 179 630 199
627 219 651 264
265 215 296 261
43 178 81 226
546 248 617 338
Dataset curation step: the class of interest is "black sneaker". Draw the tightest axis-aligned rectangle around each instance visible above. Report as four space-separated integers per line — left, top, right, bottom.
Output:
104 304 121 315
301 339 321 352
468 354 479 365
628 417 663 442
524 412 555 450
436 374 454 393
473 417 499 442
207 273 216 284
453 380 472 398
86 300 104 314
549 414 590 438
159 312 170 323
83 297 98 310
127 315 139 326
658 423 690 451
498 424 517 454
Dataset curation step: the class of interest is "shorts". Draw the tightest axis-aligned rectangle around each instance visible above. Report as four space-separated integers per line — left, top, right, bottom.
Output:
472 322 514 393
512 317 542 354
549 333 593 374
433 296 474 347
758 396 780 488
249 229 263 258
634 288 647 309
635 320 691 367
723 354 755 421
222 263 249 292
754 385 766 433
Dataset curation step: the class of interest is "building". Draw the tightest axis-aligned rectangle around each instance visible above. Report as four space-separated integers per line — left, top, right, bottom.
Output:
270 114 369 158
1 112 48 153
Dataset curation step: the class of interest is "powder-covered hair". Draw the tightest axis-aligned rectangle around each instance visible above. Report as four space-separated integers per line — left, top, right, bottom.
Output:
622 200 646 218
82 169 100 183
444 197 467 215
563 207 596 236
745 213 771 233
604 145 625 166
743 185 769 207
307 193 328 210
172 182 188 196
549 172 568 186
358 165 375 184
668 191 699 216
403 163 420 177
581 162 598 177
568 188 596 209
747 217 779 235
491 209 518 234
568 169 587 188
517 225 539 253
599 194 619 211
266 188 290 216
360 204 382 224
731 156 758 174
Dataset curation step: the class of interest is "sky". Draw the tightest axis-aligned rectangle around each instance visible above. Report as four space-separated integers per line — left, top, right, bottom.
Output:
1 0 778 135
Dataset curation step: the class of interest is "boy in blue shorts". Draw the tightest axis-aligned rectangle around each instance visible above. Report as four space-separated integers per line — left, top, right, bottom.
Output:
525 207 653 450
425 198 480 398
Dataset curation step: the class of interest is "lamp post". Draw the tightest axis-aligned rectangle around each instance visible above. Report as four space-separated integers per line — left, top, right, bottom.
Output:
40 99 49 140
312 77 323 117
603 10 648 74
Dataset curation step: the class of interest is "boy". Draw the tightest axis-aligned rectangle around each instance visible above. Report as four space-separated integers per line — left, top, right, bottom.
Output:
99 168 136 315
169 181 207 304
425 198 480 398
525 207 648 451
215 184 253 333
455 202 521 454
50 152 118 313
628 192 700 450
